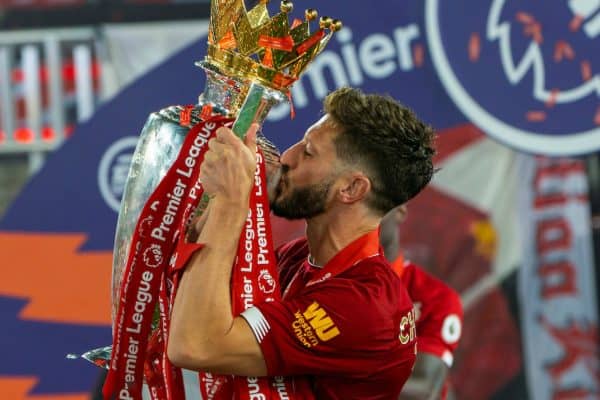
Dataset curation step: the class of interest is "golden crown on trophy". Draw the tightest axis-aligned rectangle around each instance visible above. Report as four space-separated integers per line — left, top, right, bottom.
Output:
204 0 342 91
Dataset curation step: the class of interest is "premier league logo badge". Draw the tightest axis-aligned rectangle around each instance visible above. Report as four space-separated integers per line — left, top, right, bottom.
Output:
98 136 138 212
258 269 276 295
426 0 600 155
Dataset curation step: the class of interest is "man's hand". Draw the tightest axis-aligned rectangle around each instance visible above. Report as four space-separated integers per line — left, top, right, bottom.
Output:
200 123 259 205
168 121 268 375
399 353 448 400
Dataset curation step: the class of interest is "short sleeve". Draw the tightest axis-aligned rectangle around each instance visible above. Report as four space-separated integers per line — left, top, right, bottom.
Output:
416 292 463 367
241 275 416 377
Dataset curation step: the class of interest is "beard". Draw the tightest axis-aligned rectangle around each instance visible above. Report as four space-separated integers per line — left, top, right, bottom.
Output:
270 171 334 220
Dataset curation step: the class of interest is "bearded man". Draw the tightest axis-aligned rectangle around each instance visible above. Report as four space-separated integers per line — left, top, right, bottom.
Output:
168 87 435 399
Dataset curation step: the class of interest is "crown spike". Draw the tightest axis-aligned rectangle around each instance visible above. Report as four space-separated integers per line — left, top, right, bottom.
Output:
330 19 343 32
319 16 333 29
204 0 342 91
305 8 318 21
246 2 270 28
280 0 293 13
209 0 243 44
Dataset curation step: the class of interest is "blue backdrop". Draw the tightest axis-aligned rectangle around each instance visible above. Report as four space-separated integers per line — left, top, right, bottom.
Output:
0 0 598 397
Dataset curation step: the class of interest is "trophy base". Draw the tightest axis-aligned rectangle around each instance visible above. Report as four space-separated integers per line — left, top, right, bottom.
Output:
67 345 112 370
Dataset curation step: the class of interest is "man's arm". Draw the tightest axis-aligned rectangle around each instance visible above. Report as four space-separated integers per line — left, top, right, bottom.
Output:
399 353 448 400
167 124 268 376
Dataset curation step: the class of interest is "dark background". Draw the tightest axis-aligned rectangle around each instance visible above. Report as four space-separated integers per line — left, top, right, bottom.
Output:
0 0 211 29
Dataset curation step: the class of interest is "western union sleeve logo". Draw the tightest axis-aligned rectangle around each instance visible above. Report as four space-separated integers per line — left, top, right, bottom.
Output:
292 301 340 347
302 301 340 341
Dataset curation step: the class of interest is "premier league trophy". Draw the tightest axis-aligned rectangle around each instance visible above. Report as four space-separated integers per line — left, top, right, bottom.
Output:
74 1 341 399
112 2 340 324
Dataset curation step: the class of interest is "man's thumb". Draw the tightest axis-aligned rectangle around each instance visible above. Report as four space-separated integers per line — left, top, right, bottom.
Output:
245 123 259 153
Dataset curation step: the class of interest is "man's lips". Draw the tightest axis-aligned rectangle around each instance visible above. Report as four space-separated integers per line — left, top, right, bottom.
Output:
274 172 288 199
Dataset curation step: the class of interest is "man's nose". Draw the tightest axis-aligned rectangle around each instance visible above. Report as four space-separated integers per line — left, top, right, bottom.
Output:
280 140 303 167
280 146 295 168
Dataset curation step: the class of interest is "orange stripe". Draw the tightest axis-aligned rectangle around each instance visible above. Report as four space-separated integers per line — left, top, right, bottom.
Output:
0 232 111 325
0 377 89 400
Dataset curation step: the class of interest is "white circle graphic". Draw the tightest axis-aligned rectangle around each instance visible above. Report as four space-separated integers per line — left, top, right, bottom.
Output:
441 314 462 344
425 0 600 155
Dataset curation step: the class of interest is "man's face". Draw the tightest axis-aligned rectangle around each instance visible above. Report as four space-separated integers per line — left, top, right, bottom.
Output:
270 114 342 220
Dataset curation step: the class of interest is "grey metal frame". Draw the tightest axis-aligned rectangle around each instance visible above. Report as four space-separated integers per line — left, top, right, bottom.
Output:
0 28 102 172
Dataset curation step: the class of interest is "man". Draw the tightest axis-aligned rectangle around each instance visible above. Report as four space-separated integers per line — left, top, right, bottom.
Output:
168 87 436 399
381 207 463 400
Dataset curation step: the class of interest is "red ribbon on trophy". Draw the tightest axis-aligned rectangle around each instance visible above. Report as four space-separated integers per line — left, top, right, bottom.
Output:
104 115 312 399
194 139 312 400
103 117 227 400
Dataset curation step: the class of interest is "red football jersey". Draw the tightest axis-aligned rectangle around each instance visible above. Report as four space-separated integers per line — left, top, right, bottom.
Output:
391 257 463 400
392 259 463 366
241 231 417 400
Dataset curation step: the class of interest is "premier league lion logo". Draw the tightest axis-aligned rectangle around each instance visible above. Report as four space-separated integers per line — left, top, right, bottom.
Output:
426 0 600 155
258 269 276 295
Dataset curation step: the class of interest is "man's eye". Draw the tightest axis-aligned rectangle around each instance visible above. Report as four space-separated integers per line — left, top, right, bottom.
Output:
304 150 312 157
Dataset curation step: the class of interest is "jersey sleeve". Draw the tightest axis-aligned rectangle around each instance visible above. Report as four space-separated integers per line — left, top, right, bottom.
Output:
416 290 463 367
240 276 416 377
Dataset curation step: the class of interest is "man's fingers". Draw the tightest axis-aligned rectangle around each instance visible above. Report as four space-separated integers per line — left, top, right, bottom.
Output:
215 124 259 155
208 138 227 154
244 123 259 154
199 161 217 185
202 147 218 165
216 126 237 144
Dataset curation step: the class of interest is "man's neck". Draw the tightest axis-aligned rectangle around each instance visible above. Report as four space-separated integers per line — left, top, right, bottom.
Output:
305 205 380 267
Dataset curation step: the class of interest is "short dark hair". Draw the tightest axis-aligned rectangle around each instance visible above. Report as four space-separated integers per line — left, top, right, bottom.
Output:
324 87 435 215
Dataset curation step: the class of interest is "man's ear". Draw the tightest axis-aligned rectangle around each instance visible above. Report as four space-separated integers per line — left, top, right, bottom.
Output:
337 173 372 204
